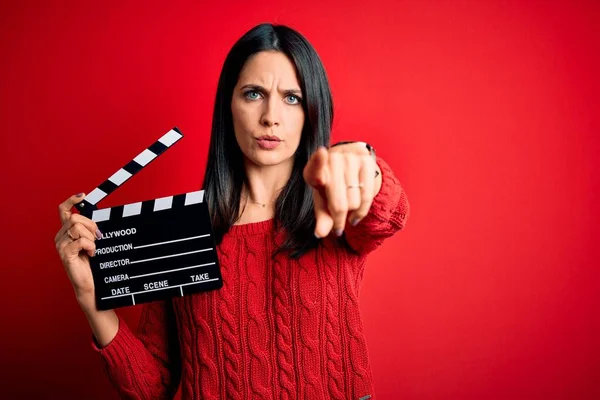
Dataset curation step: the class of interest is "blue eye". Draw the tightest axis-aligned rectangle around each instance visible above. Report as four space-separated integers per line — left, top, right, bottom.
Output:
285 95 302 105
244 90 261 100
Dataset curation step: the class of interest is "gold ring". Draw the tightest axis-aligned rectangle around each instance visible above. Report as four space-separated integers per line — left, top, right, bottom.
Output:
347 183 364 189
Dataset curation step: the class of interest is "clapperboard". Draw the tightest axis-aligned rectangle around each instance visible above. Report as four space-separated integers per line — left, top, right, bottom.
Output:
75 127 223 310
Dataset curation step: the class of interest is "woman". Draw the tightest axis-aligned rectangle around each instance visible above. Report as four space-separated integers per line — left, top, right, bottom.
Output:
54 23 409 399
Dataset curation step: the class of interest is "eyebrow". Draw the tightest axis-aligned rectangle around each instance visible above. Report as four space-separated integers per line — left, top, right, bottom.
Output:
240 84 302 95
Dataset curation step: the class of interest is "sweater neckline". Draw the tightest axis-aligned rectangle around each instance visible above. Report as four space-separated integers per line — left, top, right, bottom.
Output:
227 218 275 236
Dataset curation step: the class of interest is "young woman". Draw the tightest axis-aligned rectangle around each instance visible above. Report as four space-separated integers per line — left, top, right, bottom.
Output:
54 23 409 399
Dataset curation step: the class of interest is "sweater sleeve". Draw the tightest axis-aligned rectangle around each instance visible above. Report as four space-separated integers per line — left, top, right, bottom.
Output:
91 300 181 399
342 157 410 255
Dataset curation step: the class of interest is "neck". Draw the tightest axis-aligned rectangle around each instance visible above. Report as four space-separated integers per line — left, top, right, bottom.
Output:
242 157 293 205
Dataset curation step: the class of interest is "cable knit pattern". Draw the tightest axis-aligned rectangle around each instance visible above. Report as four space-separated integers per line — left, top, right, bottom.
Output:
172 297 195 400
245 241 272 399
273 254 297 399
344 269 373 399
216 238 242 399
322 242 346 399
297 250 325 399
188 295 219 400
91 156 409 399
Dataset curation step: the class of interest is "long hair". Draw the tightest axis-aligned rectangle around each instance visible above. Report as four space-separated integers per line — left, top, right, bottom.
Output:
201 23 334 259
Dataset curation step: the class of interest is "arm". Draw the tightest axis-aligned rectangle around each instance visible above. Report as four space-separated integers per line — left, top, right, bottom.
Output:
87 300 181 400
342 156 409 255
55 194 181 399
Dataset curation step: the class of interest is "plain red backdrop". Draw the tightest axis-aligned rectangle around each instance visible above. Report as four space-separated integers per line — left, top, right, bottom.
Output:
1 0 598 398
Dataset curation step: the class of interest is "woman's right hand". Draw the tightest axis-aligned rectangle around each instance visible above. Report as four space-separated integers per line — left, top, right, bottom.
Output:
54 193 102 311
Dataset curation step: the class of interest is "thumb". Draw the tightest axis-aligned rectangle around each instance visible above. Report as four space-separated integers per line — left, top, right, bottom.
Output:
303 147 329 188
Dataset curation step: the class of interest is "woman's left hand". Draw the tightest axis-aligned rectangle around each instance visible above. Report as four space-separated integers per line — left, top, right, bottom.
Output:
303 143 382 238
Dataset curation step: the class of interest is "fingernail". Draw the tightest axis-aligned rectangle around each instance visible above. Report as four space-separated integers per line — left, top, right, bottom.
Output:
95 229 102 239
75 193 84 198
351 218 360 226
335 229 343 237
314 232 321 239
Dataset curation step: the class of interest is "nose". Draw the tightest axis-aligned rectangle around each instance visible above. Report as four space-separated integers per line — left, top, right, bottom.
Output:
260 96 280 127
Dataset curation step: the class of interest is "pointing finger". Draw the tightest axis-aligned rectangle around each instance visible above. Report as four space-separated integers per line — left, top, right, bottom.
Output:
313 188 334 238
303 147 329 188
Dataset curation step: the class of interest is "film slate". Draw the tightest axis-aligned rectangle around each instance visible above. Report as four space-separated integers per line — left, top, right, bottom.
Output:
75 127 223 310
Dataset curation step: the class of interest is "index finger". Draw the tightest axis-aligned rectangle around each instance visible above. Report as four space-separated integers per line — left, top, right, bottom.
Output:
303 147 329 188
58 193 86 224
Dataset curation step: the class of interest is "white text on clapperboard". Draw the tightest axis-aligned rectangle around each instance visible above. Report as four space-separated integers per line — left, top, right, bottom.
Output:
94 225 213 296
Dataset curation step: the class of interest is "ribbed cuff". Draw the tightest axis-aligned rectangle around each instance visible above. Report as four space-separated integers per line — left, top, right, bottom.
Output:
368 157 407 228
90 314 136 367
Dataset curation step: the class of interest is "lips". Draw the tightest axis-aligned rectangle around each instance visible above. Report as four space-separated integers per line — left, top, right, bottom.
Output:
256 135 282 150
256 135 281 142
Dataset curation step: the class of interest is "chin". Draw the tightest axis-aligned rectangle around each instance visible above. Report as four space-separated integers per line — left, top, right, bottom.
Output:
251 156 285 167
247 151 292 167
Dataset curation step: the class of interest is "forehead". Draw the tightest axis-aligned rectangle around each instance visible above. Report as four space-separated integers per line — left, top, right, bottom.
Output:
237 51 300 86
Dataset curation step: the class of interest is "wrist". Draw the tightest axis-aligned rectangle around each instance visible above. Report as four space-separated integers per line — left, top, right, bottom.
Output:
76 293 96 314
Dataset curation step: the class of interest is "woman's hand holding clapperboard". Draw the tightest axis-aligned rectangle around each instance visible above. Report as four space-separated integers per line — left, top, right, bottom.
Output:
54 193 119 347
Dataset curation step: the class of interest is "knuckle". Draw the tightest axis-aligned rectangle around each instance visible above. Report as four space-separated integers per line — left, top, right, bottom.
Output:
330 152 343 162
71 222 83 233
57 240 68 255
333 211 348 222
330 201 347 214
348 199 361 210
84 237 96 249
362 193 375 205
361 154 372 163
358 201 372 215
354 209 368 219
80 222 90 232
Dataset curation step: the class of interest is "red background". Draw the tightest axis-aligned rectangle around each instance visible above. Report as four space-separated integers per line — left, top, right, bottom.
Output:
1 0 599 398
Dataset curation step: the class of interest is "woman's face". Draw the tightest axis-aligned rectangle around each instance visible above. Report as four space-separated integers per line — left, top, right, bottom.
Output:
231 50 305 168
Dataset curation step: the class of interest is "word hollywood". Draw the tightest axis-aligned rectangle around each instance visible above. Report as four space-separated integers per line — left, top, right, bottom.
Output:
99 227 137 239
